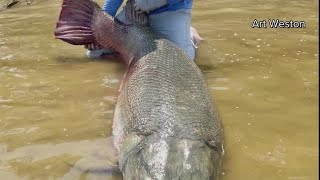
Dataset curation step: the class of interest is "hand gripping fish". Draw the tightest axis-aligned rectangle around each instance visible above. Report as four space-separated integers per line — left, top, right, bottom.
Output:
54 0 224 179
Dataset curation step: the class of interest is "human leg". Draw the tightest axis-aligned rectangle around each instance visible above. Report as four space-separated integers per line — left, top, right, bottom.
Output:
148 9 196 60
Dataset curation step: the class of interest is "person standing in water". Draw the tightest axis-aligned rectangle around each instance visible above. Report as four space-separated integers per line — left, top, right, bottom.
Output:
85 0 202 61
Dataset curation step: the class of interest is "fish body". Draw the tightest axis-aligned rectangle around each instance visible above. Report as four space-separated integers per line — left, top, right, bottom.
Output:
54 0 224 179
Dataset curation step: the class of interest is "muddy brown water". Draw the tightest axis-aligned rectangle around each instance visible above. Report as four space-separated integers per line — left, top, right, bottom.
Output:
0 0 318 179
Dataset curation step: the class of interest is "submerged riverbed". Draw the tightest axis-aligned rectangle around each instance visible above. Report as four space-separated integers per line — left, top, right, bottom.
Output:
0 0 318 179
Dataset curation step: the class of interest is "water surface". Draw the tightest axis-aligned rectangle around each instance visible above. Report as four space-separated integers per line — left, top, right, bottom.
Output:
0 0 318 179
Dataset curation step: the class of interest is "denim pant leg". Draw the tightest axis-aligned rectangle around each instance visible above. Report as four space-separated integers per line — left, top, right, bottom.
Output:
149 9 195 60
87 9 196 60
115 9 126 23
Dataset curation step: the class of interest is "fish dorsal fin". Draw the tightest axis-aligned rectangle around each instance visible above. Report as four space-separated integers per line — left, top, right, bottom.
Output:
124 0 149 26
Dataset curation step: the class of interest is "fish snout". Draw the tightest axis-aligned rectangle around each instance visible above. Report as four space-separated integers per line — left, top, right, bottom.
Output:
119 134 223 180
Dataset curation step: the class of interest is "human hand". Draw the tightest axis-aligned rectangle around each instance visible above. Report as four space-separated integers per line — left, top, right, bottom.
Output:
134 0 167 13
84 43 103 50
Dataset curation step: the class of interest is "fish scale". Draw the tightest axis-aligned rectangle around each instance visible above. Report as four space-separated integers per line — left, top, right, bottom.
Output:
117 39 222 143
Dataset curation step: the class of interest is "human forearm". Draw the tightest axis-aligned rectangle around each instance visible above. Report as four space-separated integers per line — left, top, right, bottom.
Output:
103 0 124 16
134 0 168 12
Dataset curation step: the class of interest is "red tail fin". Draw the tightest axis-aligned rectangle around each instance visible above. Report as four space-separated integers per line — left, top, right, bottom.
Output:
54 0 101 45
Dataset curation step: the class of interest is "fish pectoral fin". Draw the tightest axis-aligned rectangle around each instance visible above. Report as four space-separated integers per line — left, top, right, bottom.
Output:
63 137 121 177
63 158 121 178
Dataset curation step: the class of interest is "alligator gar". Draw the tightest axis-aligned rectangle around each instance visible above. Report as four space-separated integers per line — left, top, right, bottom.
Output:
54 0 224 179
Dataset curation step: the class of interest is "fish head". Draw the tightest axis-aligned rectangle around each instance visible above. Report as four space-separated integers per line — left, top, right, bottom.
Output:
119 133 223 180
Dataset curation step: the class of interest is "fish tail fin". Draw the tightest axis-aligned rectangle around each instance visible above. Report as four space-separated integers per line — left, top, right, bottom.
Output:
54 0 102 45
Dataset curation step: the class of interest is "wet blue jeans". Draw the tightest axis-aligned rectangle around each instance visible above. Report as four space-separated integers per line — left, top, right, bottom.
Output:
86 8 196 60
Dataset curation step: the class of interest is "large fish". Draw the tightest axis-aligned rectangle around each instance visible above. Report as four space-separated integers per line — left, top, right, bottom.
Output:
54 0 224 179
